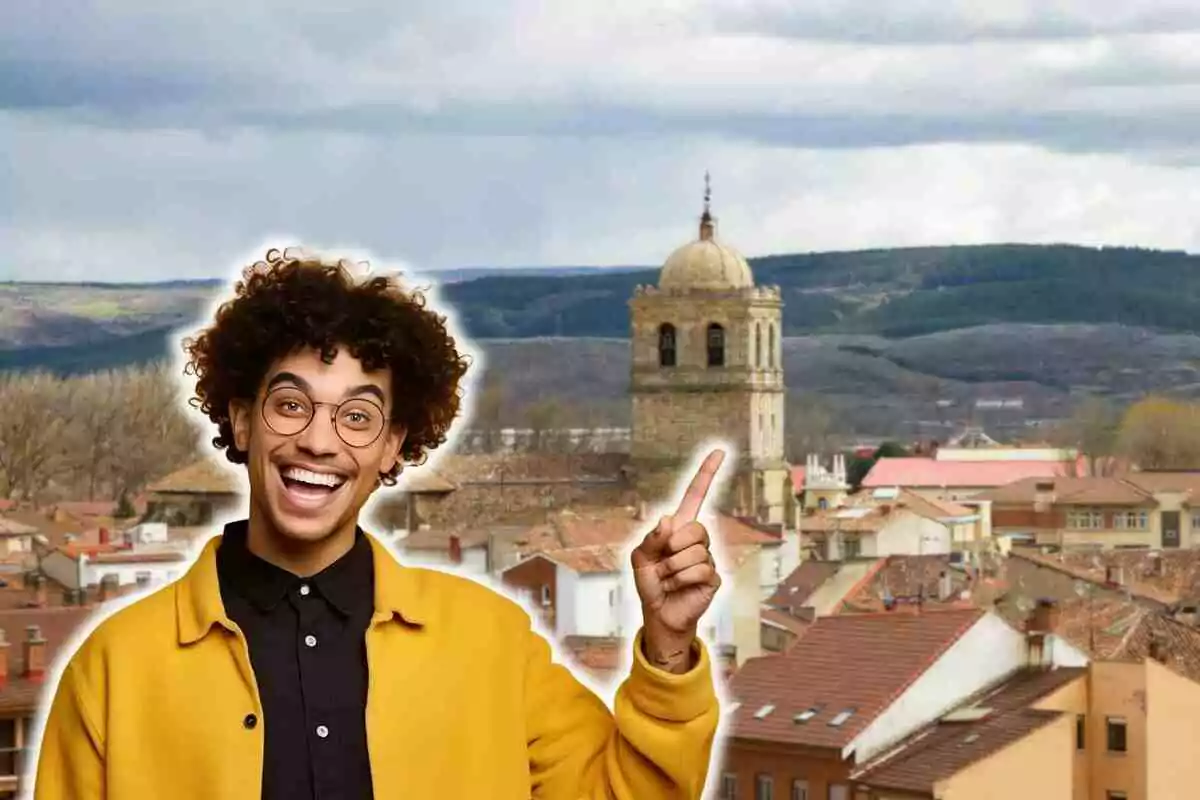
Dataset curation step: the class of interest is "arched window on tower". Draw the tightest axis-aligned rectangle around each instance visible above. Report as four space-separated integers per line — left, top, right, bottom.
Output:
707 323 725 367
658 323 677 367
768 323 776 367
755 324 762 367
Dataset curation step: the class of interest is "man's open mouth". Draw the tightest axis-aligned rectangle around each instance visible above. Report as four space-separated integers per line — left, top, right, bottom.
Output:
278 465 350 502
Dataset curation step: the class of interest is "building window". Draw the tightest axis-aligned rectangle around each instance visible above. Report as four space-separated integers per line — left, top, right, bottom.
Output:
827 785 848 800
658 323 677 367
755 324 762 367
539 584 551 607
1106 793 1127 800
1076 714 1085 750
1067 509 1104 529
1191 510 1200 532
1113 511 1148 530
791 779 808 800
1106 717 1127 753
843 538 861 559
720 773 737 799
707 323 726 367
817 498 828 510
768 323 776 367
754 774 773 800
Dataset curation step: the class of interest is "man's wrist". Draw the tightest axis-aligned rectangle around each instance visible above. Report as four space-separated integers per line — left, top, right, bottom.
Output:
642 619 699 674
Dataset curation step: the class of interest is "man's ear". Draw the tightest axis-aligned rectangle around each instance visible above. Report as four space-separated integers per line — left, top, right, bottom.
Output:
380 425 408 476
229 398 253 453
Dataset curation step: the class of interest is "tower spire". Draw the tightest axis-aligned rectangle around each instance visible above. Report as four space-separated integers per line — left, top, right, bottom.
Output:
699 171 715 241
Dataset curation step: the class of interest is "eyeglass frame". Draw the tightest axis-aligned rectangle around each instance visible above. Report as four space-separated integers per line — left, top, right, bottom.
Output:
259 385 389 449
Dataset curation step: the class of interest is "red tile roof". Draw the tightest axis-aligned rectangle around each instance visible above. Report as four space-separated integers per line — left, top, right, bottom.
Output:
538 544 624 574
146 458 243 495
761 608 813 639
765 560 841 611
863 458 1070 489
975 476 1155 506
0 606 97 713
727 608 986 750
1010 548 1183 606
561 635 623 681
854 667 1085 793
840 556 975 614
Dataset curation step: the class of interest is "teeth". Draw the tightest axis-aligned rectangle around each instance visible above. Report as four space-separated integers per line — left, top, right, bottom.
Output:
282 466 346 488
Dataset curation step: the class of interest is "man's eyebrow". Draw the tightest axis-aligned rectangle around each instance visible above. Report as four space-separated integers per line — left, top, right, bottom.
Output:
343 383 386 404
266 372 311 393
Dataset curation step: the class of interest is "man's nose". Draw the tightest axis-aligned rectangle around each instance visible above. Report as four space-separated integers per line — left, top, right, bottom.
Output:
296 406 342 455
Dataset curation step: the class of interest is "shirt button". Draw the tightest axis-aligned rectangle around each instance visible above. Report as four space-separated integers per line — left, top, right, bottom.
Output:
243 713 258 729
316 725 330 739
304 635 317 648
299 584 311 596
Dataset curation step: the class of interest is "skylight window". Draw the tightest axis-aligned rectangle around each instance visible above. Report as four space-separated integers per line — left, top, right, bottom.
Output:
793 707 820 723
754 704 776 719
828 708 856 727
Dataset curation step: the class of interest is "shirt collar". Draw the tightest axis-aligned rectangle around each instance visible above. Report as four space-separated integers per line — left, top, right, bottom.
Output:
177 520 427 645
215 520 373 616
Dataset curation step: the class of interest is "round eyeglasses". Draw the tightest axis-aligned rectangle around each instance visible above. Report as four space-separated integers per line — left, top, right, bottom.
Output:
261 386 387 448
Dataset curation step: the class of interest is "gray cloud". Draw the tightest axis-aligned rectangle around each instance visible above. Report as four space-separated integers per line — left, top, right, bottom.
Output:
3 1 1200 280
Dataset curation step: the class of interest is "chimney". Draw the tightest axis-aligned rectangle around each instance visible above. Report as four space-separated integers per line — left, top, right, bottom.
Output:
939 570 953 600
1149 631 1168 663
99 527 110 546
100 573 120 602
1033 482 1055 513
0 629 9 684
1029 598 1059 634
30 573 47 607
448 535 463 565
23 625 47 681
635 501 647 522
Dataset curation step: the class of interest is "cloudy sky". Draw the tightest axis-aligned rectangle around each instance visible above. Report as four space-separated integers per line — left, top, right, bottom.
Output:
4 0 1200 281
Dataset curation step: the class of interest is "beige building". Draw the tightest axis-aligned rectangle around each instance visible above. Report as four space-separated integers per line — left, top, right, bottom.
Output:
628 182 791 526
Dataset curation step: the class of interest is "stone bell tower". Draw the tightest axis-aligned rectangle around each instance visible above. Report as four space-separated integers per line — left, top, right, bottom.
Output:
628 174 790 525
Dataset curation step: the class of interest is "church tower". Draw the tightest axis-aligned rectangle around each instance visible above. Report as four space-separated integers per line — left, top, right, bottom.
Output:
628 175 790 525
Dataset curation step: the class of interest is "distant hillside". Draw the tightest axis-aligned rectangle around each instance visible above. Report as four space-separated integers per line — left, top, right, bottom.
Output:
4 243 1200 370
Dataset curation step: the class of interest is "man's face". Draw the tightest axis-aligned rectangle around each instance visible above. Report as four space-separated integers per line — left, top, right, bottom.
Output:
229 347 405 544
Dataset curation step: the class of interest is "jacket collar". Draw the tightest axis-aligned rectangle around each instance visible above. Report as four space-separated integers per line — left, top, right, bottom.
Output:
176 528 427 645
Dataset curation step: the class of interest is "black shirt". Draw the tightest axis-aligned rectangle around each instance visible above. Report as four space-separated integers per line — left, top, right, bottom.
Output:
216 520 376 800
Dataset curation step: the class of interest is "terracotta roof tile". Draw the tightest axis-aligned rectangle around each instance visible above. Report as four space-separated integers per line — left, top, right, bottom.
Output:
434 452 629 483
561 635 624 681
855 667 1086 793
728 608 985 750
1010 548 1189 606
864 458 1071 489
1124 471 1200 495
538 544 624 574
0 517 37 536
765 561 841 611
761 608 813 639
395 467 458 494
0 606 97 713
146 459 242 495
840 556 974 613
975 476 1155 506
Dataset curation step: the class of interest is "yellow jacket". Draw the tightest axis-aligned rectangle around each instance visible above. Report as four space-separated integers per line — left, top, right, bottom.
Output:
33 532 720 799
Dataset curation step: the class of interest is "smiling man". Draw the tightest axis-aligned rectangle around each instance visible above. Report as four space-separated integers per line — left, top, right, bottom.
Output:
32 248 725 799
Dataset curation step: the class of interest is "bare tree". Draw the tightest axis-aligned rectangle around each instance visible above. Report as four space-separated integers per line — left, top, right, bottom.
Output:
1117 395 1200 470
66 369 125 500
0 371 74 503
471 379 506 452
1052 396 1123 476
524 398 568 453
110 363 200 497
785 393 839 461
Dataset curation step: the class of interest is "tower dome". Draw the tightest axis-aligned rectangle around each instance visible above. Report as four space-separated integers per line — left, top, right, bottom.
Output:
658 173 754 291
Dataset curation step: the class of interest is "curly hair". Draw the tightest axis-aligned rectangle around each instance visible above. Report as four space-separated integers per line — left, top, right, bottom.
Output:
183 247 471 485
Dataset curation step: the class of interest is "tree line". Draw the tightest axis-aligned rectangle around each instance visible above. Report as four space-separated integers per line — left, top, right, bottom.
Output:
0 363 201 505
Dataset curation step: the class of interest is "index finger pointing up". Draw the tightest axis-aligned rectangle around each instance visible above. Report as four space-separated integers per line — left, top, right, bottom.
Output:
674 448 726 523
